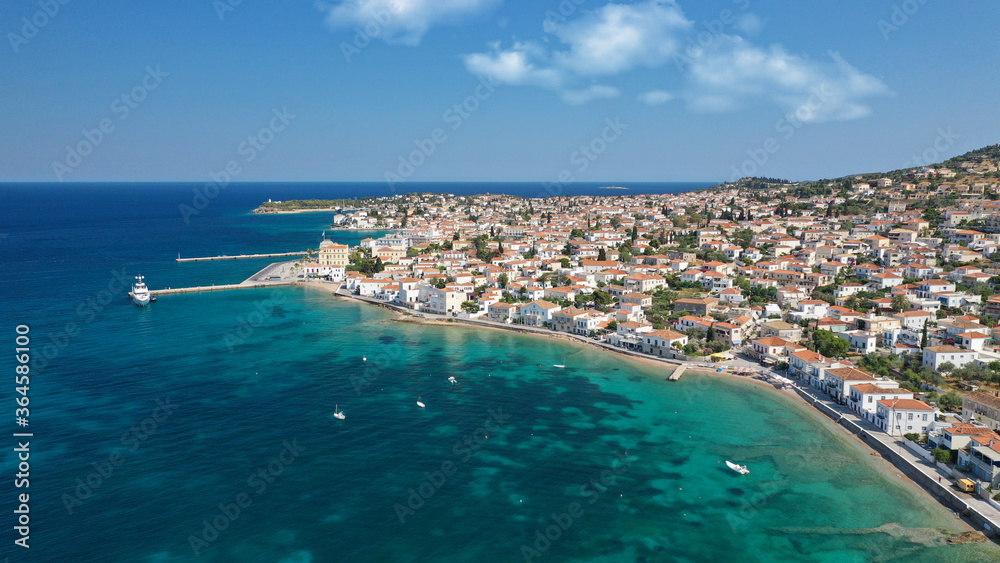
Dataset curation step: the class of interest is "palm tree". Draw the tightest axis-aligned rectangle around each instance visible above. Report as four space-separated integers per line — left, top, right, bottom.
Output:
891 293 910 312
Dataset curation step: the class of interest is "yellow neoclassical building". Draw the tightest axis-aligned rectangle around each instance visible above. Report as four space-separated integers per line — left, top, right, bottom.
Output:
318 241 350 267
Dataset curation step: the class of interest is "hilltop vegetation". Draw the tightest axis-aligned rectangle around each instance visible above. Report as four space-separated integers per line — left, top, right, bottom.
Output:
253 198 375 213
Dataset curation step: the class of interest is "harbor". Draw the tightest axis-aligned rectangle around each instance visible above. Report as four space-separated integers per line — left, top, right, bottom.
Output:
130 259 303 298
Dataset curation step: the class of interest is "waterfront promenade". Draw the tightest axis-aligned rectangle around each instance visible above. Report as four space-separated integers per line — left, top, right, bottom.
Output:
792 384 1000 534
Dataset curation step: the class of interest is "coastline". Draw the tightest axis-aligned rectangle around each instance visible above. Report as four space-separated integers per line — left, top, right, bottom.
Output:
253 207 340 215
320 287 977 534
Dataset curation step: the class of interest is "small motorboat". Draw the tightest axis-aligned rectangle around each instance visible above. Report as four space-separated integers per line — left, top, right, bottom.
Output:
448 376 457 384
417 396 425 409
362 355 367 362
553 364 565 368
726 461 750 475
333 405 345 420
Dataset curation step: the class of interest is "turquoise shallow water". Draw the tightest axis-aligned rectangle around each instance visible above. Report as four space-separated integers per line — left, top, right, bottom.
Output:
2 184 998 562
12 290 995 562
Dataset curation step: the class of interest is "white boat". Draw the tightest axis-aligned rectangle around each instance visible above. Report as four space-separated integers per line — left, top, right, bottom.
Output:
726 460 750 475
417 396 425 408
553 364 565 368
333 404 345 420
362 355 367 362
448 376 457 384
132 276 150 306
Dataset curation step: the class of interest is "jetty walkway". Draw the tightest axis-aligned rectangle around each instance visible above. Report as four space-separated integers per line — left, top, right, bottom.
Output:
146 281 294 296
130 259 305 298
176 251 307 262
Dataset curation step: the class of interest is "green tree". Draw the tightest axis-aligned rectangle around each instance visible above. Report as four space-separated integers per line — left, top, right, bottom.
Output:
931 448 953 464
598 247 607 261
498 273 509 289
938 391 962 411
813 330 849 358
891 293 909 312
592 290 613 308
920 323 928 348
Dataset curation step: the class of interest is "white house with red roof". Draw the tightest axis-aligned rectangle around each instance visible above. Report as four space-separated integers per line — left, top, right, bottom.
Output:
875 398 935 436
718 287 744 304
848 383 912 421
788 350 828 380
957 331 990 352
642 329 688 357
521 300 561 327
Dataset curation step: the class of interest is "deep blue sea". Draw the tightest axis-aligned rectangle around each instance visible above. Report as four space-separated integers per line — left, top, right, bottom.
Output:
0 183 996 562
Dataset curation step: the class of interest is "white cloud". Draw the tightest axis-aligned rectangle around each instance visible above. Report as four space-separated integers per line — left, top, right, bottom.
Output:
547 0 691 76
684 38 891 122
320 0 500 46
463 0 690 104
462 41 565 89
637 90 675 106
562 85 621 105
462 0 890 116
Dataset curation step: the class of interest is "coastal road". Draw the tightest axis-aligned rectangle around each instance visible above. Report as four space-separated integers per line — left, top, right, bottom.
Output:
793 383 1000 528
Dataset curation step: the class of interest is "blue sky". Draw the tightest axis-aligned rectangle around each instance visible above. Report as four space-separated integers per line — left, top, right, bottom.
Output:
2 0 998 184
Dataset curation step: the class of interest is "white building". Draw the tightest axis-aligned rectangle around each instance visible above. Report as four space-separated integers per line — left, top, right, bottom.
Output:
848 383 912 422
875 399 935 436
837 330 877 354
521 300 562 327
422 286 467 315
922 345 976 371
